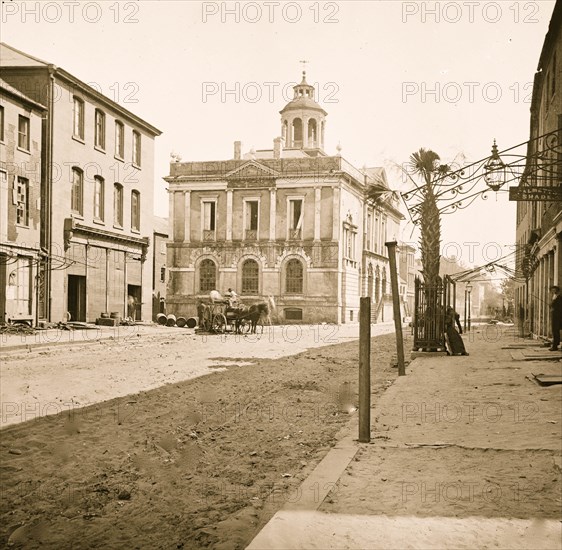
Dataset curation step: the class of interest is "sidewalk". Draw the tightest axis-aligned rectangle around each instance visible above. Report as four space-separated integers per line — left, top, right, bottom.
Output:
247 326 562 549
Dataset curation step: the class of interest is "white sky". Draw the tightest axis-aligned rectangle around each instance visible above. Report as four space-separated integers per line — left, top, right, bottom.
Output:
1 0 556 268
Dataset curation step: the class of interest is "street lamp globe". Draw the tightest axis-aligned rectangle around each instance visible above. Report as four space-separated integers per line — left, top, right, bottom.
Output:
484 139 507 192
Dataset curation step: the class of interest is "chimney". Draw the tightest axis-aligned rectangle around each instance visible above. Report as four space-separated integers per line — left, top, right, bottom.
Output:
234 141 242 160
273 137 282 159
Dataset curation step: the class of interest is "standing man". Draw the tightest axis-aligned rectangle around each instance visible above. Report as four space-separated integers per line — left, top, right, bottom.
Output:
549 286 562 351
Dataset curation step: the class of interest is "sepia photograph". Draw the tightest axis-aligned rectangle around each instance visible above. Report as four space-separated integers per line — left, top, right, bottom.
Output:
0 0 561 548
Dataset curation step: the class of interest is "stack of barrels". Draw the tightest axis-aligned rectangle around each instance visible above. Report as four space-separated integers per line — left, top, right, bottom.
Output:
156 314 197 328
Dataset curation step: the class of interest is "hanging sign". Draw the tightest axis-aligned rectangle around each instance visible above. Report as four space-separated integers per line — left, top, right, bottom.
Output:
509 186 562 201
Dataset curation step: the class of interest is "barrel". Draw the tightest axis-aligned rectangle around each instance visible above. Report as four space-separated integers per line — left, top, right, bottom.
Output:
186 317 198 329
176 316 187 328
156 313 167 326
100 312 110 319
110 312 121 319
166 314 177 327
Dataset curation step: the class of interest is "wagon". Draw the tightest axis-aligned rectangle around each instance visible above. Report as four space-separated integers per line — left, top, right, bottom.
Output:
199 301 252 334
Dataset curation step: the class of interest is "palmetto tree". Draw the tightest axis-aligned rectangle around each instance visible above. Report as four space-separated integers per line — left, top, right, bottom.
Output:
408 148 448 286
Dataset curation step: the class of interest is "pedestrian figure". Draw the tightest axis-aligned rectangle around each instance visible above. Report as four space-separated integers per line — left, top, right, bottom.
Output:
549 286 562 351
197 300 206 328
445 306 469 356
225 287 239 308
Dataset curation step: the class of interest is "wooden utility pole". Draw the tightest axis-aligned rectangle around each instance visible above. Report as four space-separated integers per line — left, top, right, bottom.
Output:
385 241 406 376
358 297 371 443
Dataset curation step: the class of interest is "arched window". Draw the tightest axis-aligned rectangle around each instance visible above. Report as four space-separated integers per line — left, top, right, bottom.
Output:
375 266 381 302
71 167 83 215
199 259 216 292
367 264 374 299
241 259 259 295
308 119 317 147
292 118 302 147
286 259 303 294
382 268 387 297
131 190 141 231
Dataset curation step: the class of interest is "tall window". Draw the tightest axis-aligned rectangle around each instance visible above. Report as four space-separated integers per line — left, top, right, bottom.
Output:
95 109 106 149
0 106 4 141
286 259 304 294
94 176 104 221
202 200 216 241
288 198 303 239
131 190 141 231
244 200 259 240
132 130 141 166
16 177 29 226
73 97 84 139
366 212 372 251
242 259 259 295
199 259 216 292
114 183 123 227
18 115 30 150
71 168 83 215
115 121 124 158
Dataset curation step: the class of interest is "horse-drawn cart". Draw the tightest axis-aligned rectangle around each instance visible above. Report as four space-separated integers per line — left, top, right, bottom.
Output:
199 301 252 334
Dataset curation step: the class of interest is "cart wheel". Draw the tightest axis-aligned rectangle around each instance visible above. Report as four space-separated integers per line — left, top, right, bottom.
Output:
212 314 227 334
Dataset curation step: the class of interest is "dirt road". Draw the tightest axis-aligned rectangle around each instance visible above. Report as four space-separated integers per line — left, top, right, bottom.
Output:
1 326 405 549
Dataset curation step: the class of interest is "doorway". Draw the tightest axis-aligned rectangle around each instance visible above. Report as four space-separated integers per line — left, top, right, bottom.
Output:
127 284 142 321
68 275 86 322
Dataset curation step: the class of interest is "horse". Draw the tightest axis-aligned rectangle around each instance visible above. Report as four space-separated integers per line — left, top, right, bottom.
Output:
234 296 275 334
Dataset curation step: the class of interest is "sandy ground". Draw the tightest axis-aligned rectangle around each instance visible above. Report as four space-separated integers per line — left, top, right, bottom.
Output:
1 323 394 428
0 329 407 549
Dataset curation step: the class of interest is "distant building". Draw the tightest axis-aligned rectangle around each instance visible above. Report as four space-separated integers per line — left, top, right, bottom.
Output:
0 43 161 323
399 242 416 318
164 72 404 324
514 1 561 339
0 78 45 324
152 215 169 320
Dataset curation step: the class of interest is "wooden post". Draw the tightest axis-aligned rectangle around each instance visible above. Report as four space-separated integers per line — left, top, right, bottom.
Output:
358 296 371 443
385 241 406 376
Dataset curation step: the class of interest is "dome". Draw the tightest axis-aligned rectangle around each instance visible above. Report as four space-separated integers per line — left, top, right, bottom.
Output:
279 71 327 116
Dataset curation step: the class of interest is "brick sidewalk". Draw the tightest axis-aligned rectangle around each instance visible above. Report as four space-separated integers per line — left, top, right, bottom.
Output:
248 326 562 549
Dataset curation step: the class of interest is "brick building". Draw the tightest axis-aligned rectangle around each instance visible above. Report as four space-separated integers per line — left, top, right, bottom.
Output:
0 43 161 323
514 1 562 339
164 72 403 324
0 78 45 324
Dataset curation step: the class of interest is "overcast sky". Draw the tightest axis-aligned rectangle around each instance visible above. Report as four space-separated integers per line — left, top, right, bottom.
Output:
1 0 556 268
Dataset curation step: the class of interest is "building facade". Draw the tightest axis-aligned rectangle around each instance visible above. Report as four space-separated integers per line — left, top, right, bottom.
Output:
165 73 403 324
0 78 45 324
0 43 161 323
152 215 169 320
514 2 562 339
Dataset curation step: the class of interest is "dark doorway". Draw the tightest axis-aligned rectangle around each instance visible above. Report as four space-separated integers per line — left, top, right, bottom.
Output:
68 275 86 322
127 284 142 321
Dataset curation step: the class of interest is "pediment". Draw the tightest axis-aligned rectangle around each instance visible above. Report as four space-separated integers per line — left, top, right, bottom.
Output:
226 161 279 180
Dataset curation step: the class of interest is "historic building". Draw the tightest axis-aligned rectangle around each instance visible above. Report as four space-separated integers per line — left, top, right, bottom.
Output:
0 43 161 323
514 1 562 339
0 78 45 324
165 72 403 324
152 215 169 320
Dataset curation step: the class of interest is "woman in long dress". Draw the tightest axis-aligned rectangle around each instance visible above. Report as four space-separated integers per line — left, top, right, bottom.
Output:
445 306 469 356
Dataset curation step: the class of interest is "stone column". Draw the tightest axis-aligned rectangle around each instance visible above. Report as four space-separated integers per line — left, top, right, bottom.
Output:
269 189 276 241
168 190 175 242
332 186 340 240
184 191 191 243
226 189 233 241
314 187 321 241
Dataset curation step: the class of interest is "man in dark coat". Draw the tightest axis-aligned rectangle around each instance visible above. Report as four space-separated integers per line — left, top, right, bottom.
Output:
550 286 562 351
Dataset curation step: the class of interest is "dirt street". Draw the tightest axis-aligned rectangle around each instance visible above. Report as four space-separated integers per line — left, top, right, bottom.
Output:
0 327 407 549
1 323 394 428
